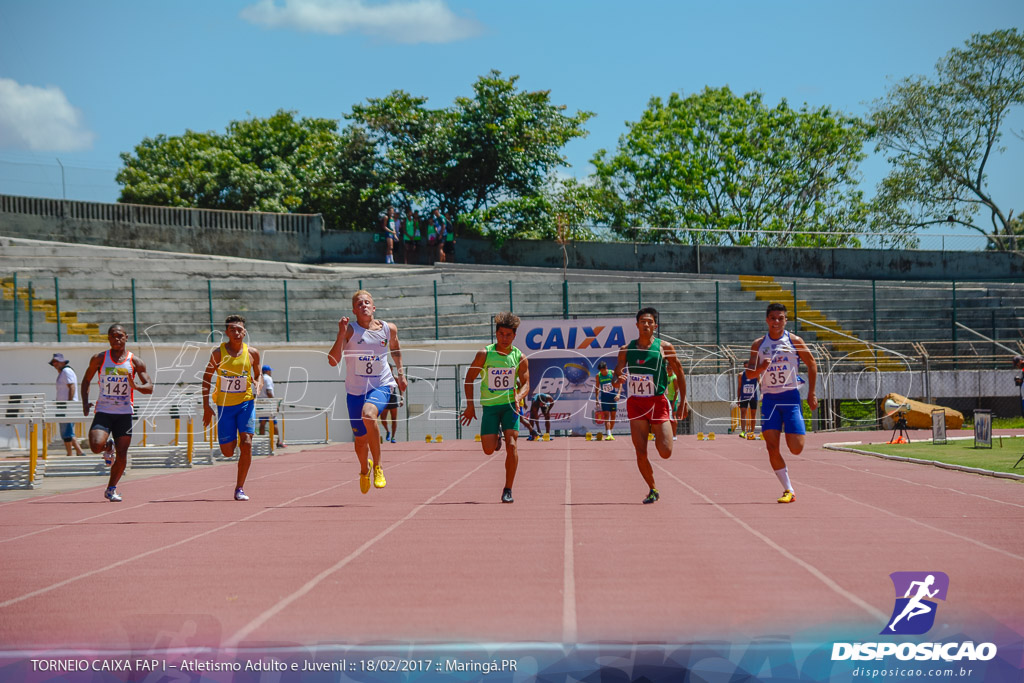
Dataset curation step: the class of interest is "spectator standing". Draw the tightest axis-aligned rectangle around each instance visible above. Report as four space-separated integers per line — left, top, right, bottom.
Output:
49 352 84 456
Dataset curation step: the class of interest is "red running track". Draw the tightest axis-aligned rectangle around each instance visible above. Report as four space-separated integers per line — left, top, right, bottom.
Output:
0 431 1021 651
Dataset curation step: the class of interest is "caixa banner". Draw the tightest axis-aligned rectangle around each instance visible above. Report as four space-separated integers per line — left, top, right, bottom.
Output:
519 318 638 434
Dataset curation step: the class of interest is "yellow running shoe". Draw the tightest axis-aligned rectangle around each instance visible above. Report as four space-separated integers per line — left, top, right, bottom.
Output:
606 434 615 441
777 489 795 504
373 464 387 489
360 457 373 494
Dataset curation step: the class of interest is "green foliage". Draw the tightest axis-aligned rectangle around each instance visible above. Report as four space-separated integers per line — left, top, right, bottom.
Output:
117 110 381 230
870 28 1024 250
591 86 882 246
348 70 593 228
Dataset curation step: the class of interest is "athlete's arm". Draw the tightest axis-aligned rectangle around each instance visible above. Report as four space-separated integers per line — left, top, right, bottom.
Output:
250 348 263 399
80 351 105 416
129 356 154 395
612 347 628 389
515 356 531 406
791 333 818 411
327 317 353 367
663 341 688 419
459 348 487 425
201 349 220 428
388 322 408 393
747 338 767 379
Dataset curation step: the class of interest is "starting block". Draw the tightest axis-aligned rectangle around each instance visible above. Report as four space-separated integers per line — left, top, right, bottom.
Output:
435 434 443 443
696 432 704 441
746 432 756 441
647 432 655 441
585 432 592 441
425 434 433 443
474 434 481 442
708 432 716 441
542 433 550 441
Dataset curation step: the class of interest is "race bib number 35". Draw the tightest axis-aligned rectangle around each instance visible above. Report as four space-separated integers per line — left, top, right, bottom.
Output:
488 367 515 391
628 374 655 397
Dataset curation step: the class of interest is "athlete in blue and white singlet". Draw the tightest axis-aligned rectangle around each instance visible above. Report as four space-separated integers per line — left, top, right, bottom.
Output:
328 290 408 495
746 303 817 504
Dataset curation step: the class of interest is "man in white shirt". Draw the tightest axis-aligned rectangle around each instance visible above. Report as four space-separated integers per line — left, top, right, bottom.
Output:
49 353 84 456
257 364 284 448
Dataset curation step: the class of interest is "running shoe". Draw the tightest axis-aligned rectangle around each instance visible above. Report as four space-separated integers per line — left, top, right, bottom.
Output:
737 431 746 439
526 435 536 441
501 488 514 504
384 431 391 443
102 438 115 466
777 490 795 504
389 435 397 443
606 434 615 441
104 487 122 503
234 488 249 501
642 488 659 504
359 457 373 494
373 465 387 489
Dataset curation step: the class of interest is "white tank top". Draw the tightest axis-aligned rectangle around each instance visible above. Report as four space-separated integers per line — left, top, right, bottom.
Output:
756 331 800 395
344 319 397 395
95 350 135 414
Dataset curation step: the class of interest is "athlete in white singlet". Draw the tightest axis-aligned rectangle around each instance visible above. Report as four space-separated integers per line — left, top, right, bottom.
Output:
328 290 407 495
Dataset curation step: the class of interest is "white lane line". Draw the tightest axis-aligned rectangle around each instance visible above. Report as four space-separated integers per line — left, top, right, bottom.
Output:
223 457 493 648
562 447 577 644
655 463 887 622
0 460 325 545
0 451 440 608
709 450 1024 562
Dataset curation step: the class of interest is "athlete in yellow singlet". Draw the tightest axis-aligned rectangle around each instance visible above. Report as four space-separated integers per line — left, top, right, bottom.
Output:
202 315 263 501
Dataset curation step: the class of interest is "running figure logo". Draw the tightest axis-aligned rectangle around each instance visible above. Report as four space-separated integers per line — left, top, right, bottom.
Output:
882 571 949 635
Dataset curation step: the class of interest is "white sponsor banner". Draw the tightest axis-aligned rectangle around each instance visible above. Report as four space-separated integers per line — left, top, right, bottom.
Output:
518 318 637 434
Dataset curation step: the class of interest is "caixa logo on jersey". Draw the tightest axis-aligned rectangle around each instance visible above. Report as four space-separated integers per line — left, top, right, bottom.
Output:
831 572 998 662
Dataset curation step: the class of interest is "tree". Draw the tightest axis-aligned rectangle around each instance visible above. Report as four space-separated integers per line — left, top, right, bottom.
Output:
116 110 381 230
590 86 883 246
870 28 1024 250
348 70 593 224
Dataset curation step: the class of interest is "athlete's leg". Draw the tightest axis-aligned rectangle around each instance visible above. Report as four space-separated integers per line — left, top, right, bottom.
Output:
784 432 805 455
629 418 655 489
652 420 673 459
236 432 253 489
361 402 383 466
107 434 131 488
762 430 787 471
503 429 518 489
88 427 111 453
482 434 501 454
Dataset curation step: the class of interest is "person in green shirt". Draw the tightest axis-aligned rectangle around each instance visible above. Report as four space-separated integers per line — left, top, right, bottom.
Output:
666 372 683 440
460 311 531 504
613 307 688 504
592 360 620 440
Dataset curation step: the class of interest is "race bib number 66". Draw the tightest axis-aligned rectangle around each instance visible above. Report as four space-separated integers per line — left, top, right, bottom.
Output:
488 367 515 391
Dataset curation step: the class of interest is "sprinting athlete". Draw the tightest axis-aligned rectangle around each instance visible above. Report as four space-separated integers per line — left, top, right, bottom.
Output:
592 360 619 441
80 324 154 502
328 290 407 494
746 302 818 504
666 372 682 440
202 315 262 501
460 312 530 504
613 307 687 504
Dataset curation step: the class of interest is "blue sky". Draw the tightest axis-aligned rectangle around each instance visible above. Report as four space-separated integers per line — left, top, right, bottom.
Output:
0 0 1021 233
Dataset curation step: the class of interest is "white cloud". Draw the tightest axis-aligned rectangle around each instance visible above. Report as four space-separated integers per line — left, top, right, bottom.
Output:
240 0 483 44
0 78 95 151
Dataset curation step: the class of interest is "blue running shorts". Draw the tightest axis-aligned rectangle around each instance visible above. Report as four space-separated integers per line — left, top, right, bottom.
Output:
217 400 256 444
760 388 806 435
347 386 393 437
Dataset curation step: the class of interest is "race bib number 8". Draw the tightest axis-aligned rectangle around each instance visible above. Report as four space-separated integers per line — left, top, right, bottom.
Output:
488 367 515 391
356 355 384 377
628 374 655 397
221 375 247 393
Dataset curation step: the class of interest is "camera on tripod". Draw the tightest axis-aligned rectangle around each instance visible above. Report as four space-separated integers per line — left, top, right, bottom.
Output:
884 398 912 444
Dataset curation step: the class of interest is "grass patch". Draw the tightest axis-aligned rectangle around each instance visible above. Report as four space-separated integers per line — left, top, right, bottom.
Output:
857 436 1024 476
